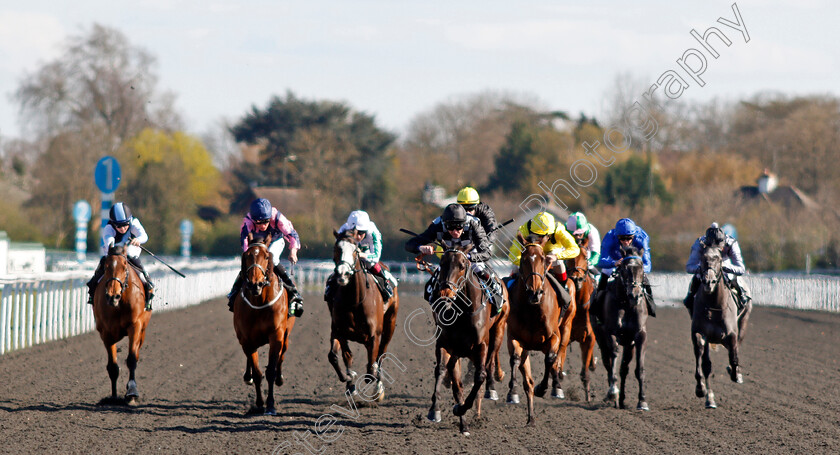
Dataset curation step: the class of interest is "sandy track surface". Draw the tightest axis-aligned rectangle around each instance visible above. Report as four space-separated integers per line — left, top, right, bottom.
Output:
1 290 839 454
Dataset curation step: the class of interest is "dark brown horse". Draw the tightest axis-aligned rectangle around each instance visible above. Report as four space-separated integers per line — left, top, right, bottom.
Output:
427 244 508 435
691 242 752 408
564 236 597 402
92 245 151 405
596 244 650 410
232 232 295 415
328 229 399 400
505 234 574 425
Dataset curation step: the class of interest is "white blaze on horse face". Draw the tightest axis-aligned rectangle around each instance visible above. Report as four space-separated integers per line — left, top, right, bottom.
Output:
336 240 356 280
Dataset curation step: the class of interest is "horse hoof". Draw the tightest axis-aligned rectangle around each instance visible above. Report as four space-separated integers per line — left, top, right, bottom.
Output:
125 396 138 406
637 401 649 411
551 387 565 399
507 394 520 404
590 356 599 370
453 404 466 417
485 390 499 401
735 373 743 384
534 384 547 398
265 408 277 416
427 410 442 422
375 382 385 402
705 401 717 409
695 385 706 398
275 374 285 387
347 370 358 381
461 430 471 437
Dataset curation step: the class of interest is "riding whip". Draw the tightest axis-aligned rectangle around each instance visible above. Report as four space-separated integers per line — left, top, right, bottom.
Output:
139 246 187 278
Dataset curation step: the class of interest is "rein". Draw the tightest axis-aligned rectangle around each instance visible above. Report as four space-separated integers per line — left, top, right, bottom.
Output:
240 241 284 310
104 253 132 300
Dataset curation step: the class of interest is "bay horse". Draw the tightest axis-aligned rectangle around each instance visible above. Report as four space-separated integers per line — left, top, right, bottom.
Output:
505 234 575 425
427 243 508 436
564 235 597 402
327 229 399 400
92 245 151 405
596 244 650 410
232 232 295 415
691 242 752 408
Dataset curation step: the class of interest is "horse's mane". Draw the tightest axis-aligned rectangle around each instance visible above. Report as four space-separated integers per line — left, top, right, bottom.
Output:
336 228 357 242
108 245 126 256
620 244 641 259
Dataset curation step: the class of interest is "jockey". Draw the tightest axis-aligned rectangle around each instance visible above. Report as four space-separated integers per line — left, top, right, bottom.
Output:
507 211 578 312
405 203 504 316
683 222 751 315
86 202 155 311
325 210 399 302
227 198 304 317
565 211 601 271
457 186 500 242
593 218 656 319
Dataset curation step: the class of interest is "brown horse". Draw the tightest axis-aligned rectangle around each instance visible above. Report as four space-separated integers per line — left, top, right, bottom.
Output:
427 244 508 435
691 242 752 408
92 245 151 405
232 232 295 415
327 229 399 400
564 235 597 402
505 235 576 424
596 244 650 410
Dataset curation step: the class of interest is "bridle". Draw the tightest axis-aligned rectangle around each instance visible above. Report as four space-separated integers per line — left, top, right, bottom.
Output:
438 248 472 294
519 243 546 302
104 252 131 301
240 241 285 309
615 255 644 306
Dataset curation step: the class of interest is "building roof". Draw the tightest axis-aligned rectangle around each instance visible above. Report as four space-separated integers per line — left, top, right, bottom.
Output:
737 183 820 210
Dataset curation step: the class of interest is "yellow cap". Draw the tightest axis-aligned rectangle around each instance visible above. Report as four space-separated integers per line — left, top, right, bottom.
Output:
529 212 556 236
457 187 480 205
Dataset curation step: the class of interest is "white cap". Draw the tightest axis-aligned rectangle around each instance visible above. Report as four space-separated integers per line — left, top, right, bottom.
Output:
346 210 373 231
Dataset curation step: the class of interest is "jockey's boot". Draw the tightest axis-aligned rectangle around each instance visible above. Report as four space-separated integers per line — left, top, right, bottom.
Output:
274 264 304 317
590 273 610 325
683 275 700 316
548 271 572 314
227 274 243 312
371 265 395 301
475 268 502 316
86 258 106 305
140 270 154 311
642 276 656 318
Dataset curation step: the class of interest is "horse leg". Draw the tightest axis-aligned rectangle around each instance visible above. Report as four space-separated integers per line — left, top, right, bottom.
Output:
328 337 352 391
702 341 715 408
618 341 634 410
455 344 488 417
520 351 535 426
603 334 620 406
264 339 282 415
737 300 752 344
507 338 522 405
340 339 357 385
246 349 264 413
725 333 743 384
448 355 471 435
104 343 119 399
635 330 649 411
580 326 596 402
124 323 145 405
484 321 505 401
692 331 708 400
535 334 558 398
380 303 398 356
276 326 293 387
365 335 385 402
427 346 445 422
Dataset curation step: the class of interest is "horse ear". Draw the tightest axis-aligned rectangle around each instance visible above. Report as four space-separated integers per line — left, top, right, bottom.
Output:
539 234 550 246
247 232 253 243
334 229 340 239
263 232 273 245
465 243 475 253
516 232 525 245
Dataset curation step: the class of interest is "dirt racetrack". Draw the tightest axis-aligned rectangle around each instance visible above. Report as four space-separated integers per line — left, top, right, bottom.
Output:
1 288 839 454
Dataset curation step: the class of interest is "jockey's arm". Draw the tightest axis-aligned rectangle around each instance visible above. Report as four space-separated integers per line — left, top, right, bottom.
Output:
468 220 492 262
129 219 149 245
685 239 703 274
723 240 746 275
547 227 580 260
507 224 529 266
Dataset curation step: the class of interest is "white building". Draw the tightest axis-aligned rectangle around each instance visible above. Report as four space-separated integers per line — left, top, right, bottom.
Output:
0 231 46 276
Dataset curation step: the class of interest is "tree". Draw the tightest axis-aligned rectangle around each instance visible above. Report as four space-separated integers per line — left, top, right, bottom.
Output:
596 153 671 210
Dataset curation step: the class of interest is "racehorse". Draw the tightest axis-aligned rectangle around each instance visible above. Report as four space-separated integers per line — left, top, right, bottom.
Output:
691 242 752 408
232 232 295 415
505 234 575 425
92 245 152 405
327 229 399 400
564 236 597 402
426 243 508 436
595 244 650 410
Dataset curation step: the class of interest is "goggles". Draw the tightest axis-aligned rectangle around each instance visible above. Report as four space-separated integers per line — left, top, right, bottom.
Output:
618 235 634 241
444 221 465 231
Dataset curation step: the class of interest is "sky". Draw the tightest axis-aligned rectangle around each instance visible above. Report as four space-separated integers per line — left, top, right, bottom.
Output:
0 0 836 141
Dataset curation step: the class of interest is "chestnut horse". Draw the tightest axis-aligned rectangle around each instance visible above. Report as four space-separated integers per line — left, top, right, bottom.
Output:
93 245 152 405
505 235 576 425
596 244 650 410
427 244 508 436
328 229 399 400
232 232 295 415
564 235 597 402
691 242 752 408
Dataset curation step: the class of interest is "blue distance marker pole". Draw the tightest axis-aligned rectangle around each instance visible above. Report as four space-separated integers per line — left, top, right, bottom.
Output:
73 200 92 263
94 156 122 245
180 219 194 258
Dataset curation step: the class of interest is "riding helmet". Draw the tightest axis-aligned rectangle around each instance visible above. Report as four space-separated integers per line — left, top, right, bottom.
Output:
528 212 556 236
249 198 272 221
615 218 637 237
109 202 132 226
566 212 590 236
346 210 373 232
441 203 467 224
704 222 726 246
456 187 480 207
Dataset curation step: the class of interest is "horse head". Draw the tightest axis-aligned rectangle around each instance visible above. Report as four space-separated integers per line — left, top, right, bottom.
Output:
243 232 274 296
700 243 724 294
333 229 360 286
616 245 645 305
103 245 130 307
437 243 474 301
517 232 548 304
565 244 590 293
